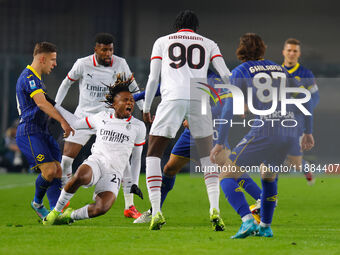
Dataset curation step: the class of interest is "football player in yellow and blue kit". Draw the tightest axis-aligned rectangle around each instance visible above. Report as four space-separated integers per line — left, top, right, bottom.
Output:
218 33 315 238
15 42 74 219
282 38 319 185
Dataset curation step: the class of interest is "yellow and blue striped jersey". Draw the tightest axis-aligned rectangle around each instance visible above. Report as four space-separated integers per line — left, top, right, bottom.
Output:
16 65 49 136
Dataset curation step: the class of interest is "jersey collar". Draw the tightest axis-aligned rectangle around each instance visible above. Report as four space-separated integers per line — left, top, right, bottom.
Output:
93 54 114 67
177 29 194 33
26 65 41 80
282 62 300 74
110 113 132 122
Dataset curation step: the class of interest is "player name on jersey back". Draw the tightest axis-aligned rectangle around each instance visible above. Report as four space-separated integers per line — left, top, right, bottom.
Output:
152 30 223 101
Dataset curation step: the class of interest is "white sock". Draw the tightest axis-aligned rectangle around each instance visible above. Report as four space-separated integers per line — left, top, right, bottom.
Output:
201 156 220 214
61 155 74 187
55 189 74 212
124 193 134 209
260 221 271 227
146 156 162 217
242 213 254 222
71 205 89 220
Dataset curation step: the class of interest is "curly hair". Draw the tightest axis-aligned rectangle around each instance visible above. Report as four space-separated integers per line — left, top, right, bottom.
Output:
95 33 114 45
236 33 267 62
173 10 199 32
103 73 135 107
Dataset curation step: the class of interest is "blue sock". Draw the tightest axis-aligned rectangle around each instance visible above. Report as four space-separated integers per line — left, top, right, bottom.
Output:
34 174 52 204
261 177 278 224
220 178 251 218
160 174 176 208
46 178 62 210
237 173 262 200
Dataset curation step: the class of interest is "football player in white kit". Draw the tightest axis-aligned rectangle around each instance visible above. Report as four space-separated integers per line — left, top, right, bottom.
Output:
55 33 144 218
43 74 146 225
143 10 231 230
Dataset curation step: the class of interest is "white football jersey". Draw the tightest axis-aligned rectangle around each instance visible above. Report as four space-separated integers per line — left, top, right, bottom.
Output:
150 29 223 101
85 111 146 175
67 54 140 118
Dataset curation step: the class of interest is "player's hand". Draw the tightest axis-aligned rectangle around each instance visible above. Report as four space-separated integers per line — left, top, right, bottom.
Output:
183 120 189 129
301 133 314 151
61 121 75 138
143 112 153 124
210 144 224 164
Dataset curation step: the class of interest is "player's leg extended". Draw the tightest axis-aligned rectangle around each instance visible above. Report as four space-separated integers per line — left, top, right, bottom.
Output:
256 166 277 237
195 135 225 231
220 160 257 238
161 154 190 207
32 162 59 219
286 155 315 185
43 163 93 225
122 164 142 219
46 161 63 210
60 141 83 187
146 135 170 229
195 135 220 215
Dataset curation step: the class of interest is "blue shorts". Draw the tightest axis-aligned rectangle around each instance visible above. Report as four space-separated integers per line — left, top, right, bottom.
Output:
287 136 302 156
229 134 296 167
16 133 61 170
171 129 199 160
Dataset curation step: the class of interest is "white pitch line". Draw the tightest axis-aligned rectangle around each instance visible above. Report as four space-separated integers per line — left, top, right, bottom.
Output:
0 182 34 190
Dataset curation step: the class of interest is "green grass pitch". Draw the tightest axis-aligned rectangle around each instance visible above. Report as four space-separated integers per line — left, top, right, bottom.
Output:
0 173 339 254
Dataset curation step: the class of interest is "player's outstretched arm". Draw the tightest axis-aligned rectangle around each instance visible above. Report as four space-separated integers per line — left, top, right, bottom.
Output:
130 145 143 186
55 76 74 106
32 92 74 138
143 59 162 119
211 56 231 84
54 104 91 130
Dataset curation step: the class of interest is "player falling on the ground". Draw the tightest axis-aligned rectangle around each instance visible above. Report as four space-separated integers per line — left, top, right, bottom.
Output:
55 33 144 218
143 10 231 230
282 38 319 185
15 42 74 219
217 33 314 238
43 74 146 225
134 70 262 226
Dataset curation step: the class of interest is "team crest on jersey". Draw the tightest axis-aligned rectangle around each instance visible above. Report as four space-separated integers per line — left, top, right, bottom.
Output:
29 80 37 89
36 154 45 162
126 122 131 130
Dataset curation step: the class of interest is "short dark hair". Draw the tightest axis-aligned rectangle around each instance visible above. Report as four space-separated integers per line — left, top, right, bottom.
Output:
173 10 199 32
95 33 114 45
284 38 301 47
104 73 135 107
33 42 57 56
236 33 266 62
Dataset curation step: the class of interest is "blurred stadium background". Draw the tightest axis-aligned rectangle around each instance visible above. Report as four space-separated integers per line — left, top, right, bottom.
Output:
1 0 339 172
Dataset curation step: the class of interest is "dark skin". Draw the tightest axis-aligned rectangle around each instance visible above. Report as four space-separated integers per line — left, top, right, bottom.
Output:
143 113 213 159
63 91 134 218
62 42 114 158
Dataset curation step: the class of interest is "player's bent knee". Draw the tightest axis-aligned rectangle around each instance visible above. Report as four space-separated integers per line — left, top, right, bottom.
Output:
92 192 115 217
163 164 180 177
63 142 83 158
40 162 58 181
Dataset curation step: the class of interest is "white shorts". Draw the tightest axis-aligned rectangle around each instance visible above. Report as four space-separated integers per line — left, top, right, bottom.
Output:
82 155 122 198
150 100 213 139
65 128 95 146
